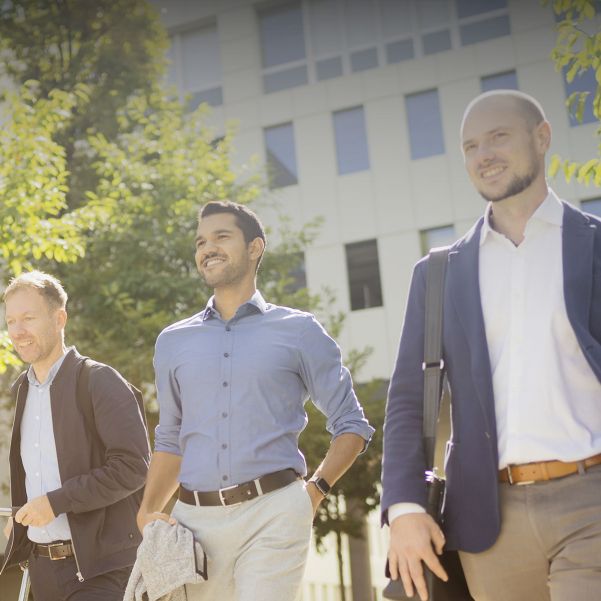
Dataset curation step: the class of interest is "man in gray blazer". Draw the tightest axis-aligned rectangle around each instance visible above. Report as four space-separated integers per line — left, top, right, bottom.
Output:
382 90 601 601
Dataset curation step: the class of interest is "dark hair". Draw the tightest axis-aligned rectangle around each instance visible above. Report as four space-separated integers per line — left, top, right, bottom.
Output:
198 200 267 271
3 270 68 311
198 200 266 245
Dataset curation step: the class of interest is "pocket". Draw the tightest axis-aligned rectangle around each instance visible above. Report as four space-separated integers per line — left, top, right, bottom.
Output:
299 481 315 520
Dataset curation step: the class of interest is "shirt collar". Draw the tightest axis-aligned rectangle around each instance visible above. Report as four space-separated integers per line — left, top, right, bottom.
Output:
480 188 563 247
202 290 269 321
27 347 70 387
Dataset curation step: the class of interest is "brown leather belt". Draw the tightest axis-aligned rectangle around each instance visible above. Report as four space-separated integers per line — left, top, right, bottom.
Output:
33 541 74 560
499 453 601 485
179 468 299 507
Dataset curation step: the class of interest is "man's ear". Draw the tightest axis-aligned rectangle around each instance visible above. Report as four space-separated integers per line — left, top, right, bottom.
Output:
536 120 551 154
56 308 67 330
249 237 265 261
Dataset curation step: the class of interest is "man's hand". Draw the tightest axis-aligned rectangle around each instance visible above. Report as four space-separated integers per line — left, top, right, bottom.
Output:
388 512 448 601
305 481 325 517
3 517 13 540
14 496 55 528
136 510 176 535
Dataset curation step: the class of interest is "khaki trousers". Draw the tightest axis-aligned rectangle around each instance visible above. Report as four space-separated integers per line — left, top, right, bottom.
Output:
171 479 313 601
459 465 601 601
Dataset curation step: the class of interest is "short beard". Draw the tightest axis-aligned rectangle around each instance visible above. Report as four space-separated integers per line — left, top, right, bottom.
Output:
479 163 539 203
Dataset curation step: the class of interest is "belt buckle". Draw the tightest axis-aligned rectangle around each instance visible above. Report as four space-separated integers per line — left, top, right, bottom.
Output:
47 542 67 561
505 465 514 485
218 484 242 507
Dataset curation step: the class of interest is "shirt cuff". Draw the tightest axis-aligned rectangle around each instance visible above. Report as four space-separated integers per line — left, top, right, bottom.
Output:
388 502 426 525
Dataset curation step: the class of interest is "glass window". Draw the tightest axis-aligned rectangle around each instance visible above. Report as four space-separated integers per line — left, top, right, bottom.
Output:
258 2 306 68
380 0 414 37
263 65 309 94
174 24 223 108
309 0 343 57
422 29 452 55
405 89 445 160
350 47 378 72
460 14 510 45
264 123 298 189
386 39 415 64
481 70 518 92
345 239 383 311
581 198 601 217
316 56 343 80
333 107 371 174
456 0 508 19
420 225 456 256
181 26 221 92
564 66 598 126
417 0 451 29
344 0 378 48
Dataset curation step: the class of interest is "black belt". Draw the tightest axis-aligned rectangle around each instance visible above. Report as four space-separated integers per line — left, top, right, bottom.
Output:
33 541 74 560
179 468 299 507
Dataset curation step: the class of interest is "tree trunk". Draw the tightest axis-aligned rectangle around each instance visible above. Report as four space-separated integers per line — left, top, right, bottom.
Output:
347 499 373 601
335 528 347 601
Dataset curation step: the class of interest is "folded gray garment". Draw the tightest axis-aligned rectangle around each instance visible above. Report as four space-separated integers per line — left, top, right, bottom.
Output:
124 519 208 601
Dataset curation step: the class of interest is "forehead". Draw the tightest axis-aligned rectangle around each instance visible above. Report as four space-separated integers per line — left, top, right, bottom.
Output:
461 98 525 141
5 287 49 315
196 212 241 237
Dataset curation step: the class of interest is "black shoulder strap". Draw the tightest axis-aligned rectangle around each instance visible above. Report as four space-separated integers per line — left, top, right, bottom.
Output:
76 357 98 442
76 357 148 436
422 246 450 469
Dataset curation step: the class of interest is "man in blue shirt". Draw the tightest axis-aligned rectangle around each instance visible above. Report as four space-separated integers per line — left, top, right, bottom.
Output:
137 200 374 600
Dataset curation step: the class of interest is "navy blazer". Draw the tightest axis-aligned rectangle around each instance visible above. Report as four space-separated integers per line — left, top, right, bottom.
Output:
381 202 601 553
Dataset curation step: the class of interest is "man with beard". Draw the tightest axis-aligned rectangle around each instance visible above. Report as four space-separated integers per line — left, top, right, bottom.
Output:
137 201 374 600
1 271 150 600
382 90 601 601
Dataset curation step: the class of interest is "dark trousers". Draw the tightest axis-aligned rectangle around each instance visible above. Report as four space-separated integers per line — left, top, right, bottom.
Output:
28 553 130 601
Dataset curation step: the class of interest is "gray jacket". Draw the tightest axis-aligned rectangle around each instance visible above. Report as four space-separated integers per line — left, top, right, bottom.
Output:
124 519 207 601
1 348 151 580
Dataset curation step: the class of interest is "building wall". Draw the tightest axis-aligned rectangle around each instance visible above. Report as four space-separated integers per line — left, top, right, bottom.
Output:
150 0 600 385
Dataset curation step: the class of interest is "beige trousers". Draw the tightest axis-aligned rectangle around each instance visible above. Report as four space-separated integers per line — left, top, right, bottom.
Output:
171 479 313 601
459 465 601 601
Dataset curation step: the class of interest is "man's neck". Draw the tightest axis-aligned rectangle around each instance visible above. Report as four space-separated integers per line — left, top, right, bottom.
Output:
32 344 67 385
489 180 548 246
213 282 257 322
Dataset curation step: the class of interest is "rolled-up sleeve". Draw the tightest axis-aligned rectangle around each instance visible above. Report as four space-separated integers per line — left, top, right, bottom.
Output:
153 334 183 456
298 315 375 447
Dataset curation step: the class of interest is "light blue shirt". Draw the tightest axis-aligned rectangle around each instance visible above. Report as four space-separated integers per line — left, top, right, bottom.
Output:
20 350 71 543
154 291 374 491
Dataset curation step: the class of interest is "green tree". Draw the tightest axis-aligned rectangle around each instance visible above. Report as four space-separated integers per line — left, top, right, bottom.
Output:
0 0 168 207
544 0 601 185
0 81 99 372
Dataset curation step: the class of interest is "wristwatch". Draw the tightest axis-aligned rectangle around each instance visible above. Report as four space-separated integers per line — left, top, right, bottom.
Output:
309 475 331 497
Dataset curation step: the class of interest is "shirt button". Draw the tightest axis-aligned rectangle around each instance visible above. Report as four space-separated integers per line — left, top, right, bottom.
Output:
222 412 228 418
223 381 228 387
222 475 228 481
35 416 40 420
35 472 40 477
34 443 39 448
225 326 231 332
222 443 227 449
224 352 229 358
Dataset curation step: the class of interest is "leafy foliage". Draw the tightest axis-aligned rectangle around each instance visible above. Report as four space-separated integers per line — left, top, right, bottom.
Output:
543 0 601 185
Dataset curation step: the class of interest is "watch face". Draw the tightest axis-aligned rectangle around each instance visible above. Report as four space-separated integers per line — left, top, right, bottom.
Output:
313 477 330 495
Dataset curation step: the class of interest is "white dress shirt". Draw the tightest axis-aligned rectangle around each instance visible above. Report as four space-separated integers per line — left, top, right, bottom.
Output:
479 189 601 468
20 350 72 543
389 190 601 524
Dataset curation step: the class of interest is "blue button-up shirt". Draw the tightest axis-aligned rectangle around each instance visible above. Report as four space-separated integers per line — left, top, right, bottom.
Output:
21 350 71 543
154 291 374 491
